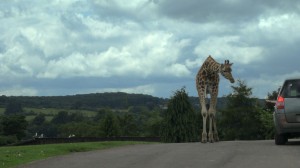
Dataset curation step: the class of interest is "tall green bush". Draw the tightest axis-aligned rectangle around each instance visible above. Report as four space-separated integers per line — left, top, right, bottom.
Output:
101 111 120 137
1 115 28 140
161 88 198 142
218 80 271 140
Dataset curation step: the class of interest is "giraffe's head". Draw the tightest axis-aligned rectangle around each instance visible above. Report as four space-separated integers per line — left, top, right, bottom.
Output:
220 60 235 83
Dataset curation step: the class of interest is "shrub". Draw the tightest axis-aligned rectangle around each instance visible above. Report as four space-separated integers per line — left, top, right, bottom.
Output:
161 88 198 142
0 135 18 146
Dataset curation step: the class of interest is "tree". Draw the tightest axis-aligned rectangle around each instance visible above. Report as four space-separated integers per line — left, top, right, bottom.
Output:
264 88 280 112
0 116 3 135
161 88 198 143
1 115 28 140
258 108 274 139
4 98 23 115
144 110 163 137
37 123 58 138
94 108 110 122
51 111 70 125
69 113 86 122
218 80 264 140
58 122 100 137
71 101 82 109
32 114 46 125
100 111 120 137
258 88 278 139
118 114 138 136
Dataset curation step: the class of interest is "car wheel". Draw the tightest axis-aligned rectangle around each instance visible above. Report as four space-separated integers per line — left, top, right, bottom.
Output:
275 133 287 145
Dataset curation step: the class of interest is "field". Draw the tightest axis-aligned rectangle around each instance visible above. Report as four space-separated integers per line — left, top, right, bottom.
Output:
0 141 151 168
24 107 98 116
0 107 99 122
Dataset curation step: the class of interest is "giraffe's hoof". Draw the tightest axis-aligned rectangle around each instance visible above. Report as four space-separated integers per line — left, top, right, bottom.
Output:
208 133 214 143
201 136 207 143
202 133 207 143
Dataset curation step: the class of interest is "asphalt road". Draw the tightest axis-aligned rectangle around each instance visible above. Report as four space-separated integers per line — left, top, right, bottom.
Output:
20 140 300 168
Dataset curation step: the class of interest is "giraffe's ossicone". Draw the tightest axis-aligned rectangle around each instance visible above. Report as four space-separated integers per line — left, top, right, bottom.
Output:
196 55 235 143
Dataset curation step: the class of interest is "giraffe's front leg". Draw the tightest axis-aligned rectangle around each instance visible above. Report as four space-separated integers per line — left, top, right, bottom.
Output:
209 82 219 143
198 86 208 143
201 108 208 143
208 109 214 143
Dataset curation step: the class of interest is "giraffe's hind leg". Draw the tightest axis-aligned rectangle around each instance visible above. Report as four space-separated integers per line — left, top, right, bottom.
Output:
213 118 219 142
201 111 208 143
208 112 214 143
200 94 208 143
208 84 218 143
200 95 208 143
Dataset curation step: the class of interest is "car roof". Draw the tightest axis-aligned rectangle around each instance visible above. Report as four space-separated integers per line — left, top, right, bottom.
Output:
284 77 300 81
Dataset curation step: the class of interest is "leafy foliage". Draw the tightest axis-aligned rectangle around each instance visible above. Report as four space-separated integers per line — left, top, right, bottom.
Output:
218 80 274 140
58 122 100 137
258 109 274 139
0 115 28 140
4 98 24 115
100 111 121 137
0 92 166 110
161 88 198 142
32 113 46 125
259 88 277 139
0 135 18 146
264 88 279 112
51 111 70 124
118 114 138 136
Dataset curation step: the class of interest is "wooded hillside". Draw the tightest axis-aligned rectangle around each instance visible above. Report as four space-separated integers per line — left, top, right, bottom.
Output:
0 92 240 111
0 92 167 110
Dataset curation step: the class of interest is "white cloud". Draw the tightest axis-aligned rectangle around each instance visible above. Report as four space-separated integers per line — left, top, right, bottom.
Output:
257 13 300 43
0 86 38 96
164 63 191 77
79 14 139 39
37 31 191 78
0 43 46 77
94 0 154 11
193 36 264 66
241 13 300 44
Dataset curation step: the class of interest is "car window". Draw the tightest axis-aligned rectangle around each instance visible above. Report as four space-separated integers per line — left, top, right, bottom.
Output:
282 80 300 98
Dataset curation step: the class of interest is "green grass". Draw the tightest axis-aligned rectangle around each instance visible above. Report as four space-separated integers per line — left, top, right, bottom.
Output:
25 115 53 122
0 141 151 168
0 107 98 118
24 107 98 117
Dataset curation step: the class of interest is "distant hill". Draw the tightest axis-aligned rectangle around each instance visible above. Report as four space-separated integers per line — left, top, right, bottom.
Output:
0 92 265 111
0 92 167 110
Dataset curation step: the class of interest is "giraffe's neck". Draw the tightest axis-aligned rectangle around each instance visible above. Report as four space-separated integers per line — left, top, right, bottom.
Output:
203 56 221 73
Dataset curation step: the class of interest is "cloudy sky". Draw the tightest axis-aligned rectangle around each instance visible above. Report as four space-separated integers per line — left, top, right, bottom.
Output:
1 0 300 98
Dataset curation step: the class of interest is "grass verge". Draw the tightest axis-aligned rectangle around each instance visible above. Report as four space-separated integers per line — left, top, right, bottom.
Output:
0 141 151 168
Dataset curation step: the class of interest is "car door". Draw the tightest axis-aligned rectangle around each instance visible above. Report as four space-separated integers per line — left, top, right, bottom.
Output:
283 79 300 123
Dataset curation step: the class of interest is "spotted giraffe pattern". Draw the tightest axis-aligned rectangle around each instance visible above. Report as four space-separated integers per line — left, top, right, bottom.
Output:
196 55 234 143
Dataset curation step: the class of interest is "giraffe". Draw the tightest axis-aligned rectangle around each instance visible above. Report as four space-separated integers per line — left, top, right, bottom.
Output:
196 55 235 143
